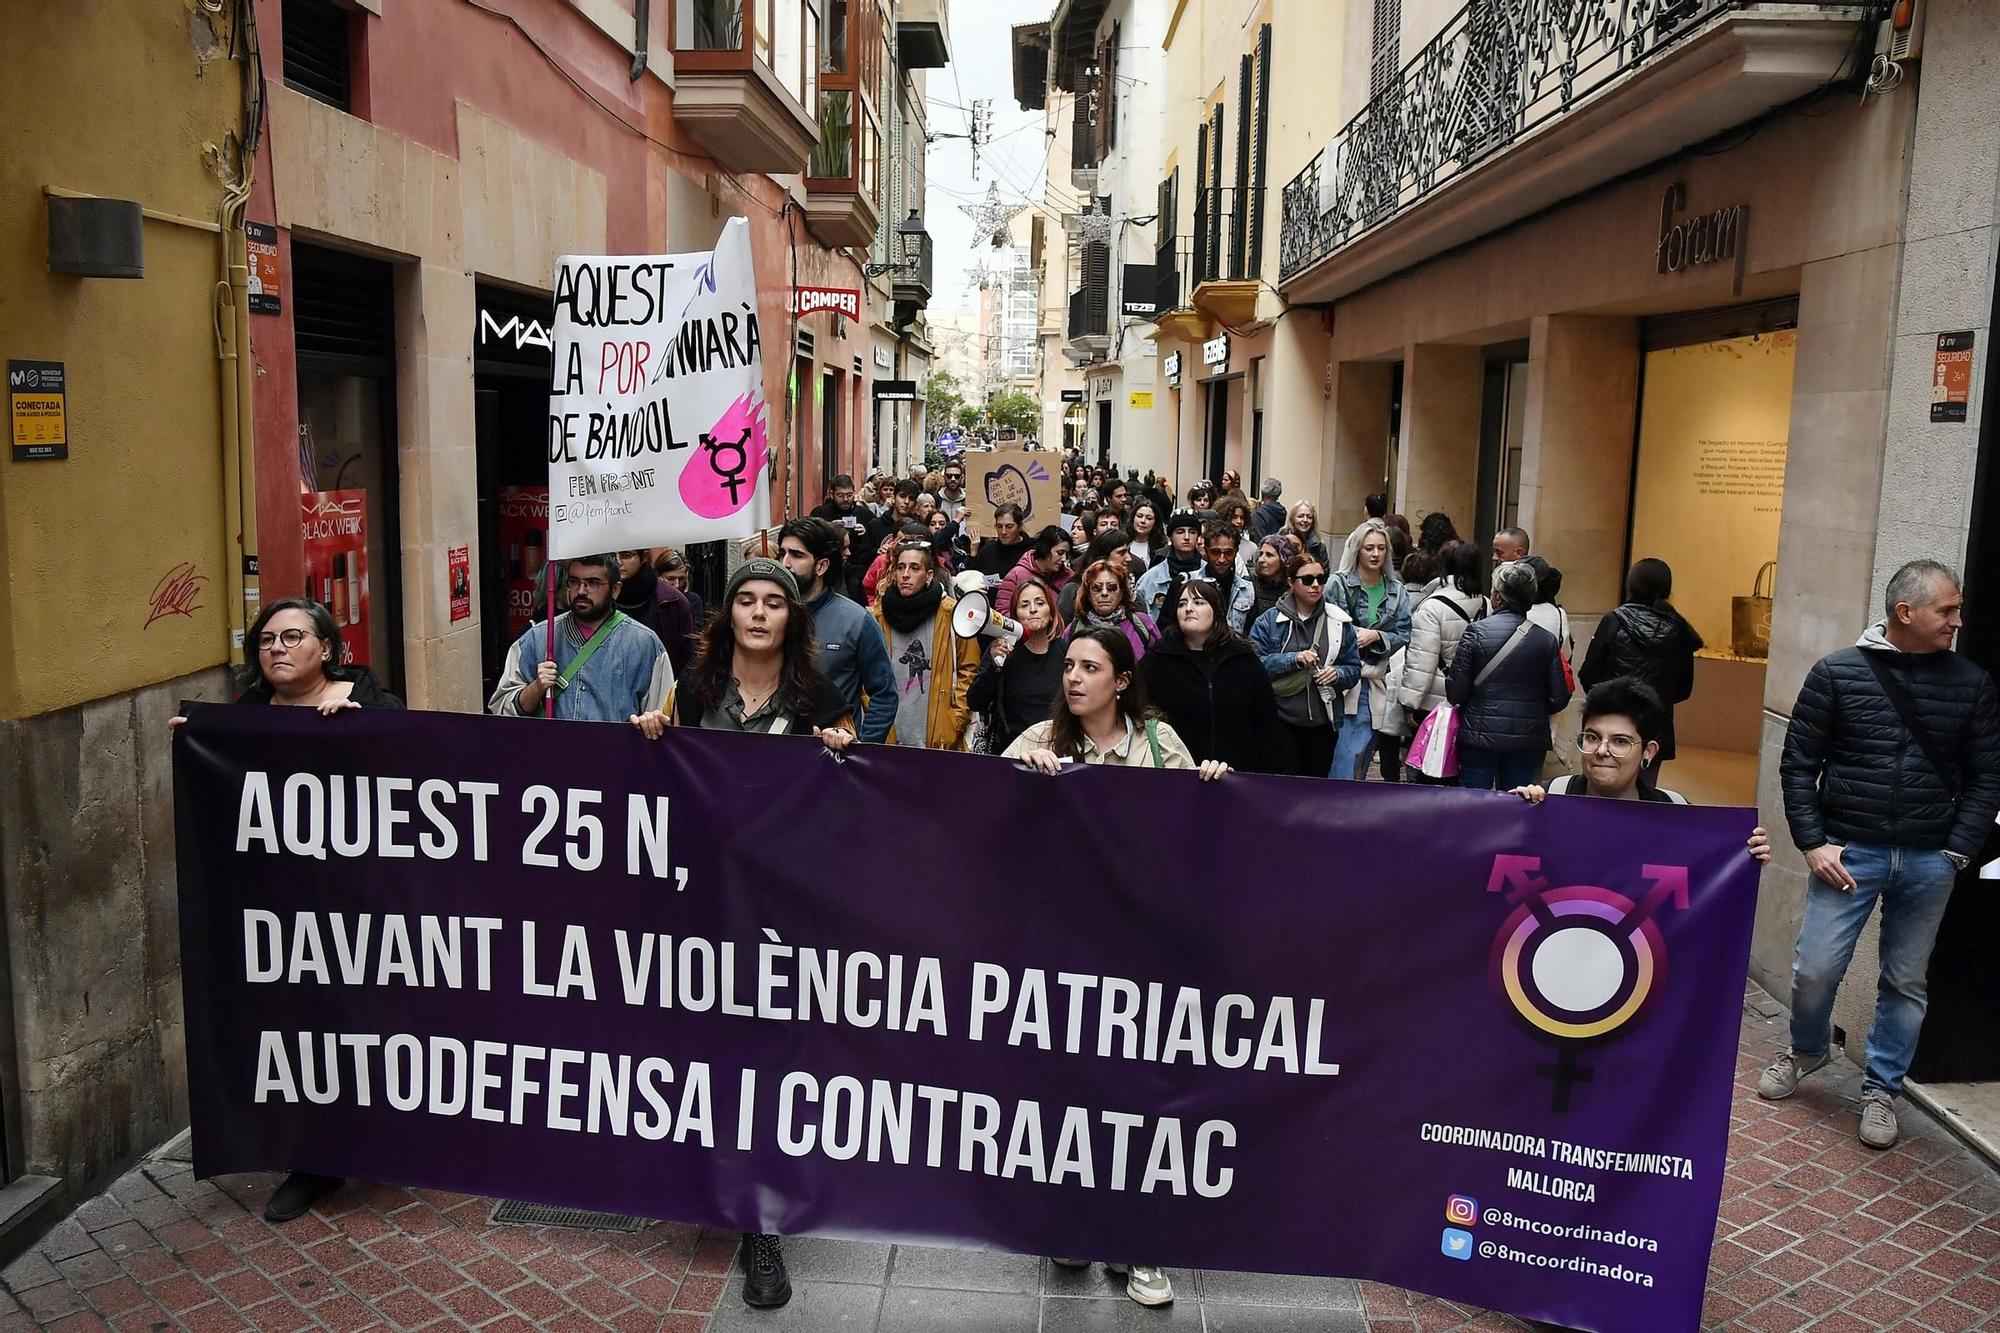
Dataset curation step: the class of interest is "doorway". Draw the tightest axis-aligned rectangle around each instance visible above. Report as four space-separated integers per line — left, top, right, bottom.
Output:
1204 377 1231 484
292 242 403 694
1909 263 2000 1091
821 367 841 501
1096 400 1112 469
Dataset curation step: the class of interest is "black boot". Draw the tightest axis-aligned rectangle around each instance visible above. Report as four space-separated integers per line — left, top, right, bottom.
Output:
264 1171 343 1223
740 1232 791 1308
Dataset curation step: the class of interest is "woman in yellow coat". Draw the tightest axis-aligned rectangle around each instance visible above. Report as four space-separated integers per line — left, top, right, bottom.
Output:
866 539 982 749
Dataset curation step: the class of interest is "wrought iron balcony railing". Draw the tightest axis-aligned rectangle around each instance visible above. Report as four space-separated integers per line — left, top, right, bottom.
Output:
1277 0 1854 283
1193 186 1259 286
1154 236 1191 313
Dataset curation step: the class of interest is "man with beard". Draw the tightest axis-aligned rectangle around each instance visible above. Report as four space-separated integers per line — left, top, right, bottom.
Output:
613 549 696 673
1198 522 1255 632
488 552 673 720
867 540 980 749
934 461 971 524
1134 509 1207 623
777 517 898 743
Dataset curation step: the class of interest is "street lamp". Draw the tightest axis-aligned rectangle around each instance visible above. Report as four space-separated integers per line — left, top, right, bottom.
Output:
862 211 927 278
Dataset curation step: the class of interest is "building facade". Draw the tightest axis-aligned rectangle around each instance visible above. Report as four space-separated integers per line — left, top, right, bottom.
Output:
1279 0 1999 1089
0 0 947 1234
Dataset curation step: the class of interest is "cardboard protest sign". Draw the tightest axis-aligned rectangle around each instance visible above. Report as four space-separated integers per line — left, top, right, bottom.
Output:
961 449 1059 538
546 217 769 558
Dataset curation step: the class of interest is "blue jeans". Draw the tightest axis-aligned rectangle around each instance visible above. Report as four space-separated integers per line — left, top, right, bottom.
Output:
1788 842 1957 1098
1330 682 1380 781
1456 745 1543 791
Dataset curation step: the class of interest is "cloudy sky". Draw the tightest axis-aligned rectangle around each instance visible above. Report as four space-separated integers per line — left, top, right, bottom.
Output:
921 4 1072 331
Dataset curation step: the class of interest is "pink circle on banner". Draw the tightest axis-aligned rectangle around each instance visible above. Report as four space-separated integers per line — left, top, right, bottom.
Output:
680 393 770 519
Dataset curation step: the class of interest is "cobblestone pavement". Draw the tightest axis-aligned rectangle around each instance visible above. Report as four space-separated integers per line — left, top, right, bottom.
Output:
1 988 1995 1331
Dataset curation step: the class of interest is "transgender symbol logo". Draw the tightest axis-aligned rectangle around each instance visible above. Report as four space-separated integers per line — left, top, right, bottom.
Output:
1484 854 1690 1111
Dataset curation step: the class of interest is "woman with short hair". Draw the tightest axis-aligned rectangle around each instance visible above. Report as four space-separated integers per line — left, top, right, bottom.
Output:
1446 560 1573 790
168 597 403 1225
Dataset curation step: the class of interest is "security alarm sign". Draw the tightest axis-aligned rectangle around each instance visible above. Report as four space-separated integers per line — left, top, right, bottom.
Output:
1931 331 1974 423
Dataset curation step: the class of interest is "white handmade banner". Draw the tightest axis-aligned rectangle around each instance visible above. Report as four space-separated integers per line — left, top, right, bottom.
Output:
546 216 769 558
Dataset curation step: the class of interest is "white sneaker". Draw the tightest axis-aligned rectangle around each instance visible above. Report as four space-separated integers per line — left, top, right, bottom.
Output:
1859 1092 1899 1149
1121 1264 1174 1307
1756 1049 1829 1100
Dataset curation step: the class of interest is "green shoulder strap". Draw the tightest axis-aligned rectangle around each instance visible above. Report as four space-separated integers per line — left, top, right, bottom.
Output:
1146 717 1164 768
555 610 628 691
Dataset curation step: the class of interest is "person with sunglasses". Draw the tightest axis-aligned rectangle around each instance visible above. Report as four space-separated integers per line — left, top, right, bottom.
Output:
487 552 673 721
1510 678 1771 855
1250 553 1361 777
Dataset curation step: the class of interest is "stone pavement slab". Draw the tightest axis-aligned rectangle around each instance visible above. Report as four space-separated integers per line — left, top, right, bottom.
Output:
2 986 1995 1330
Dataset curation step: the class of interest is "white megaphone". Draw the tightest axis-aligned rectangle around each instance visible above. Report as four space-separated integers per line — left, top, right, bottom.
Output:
950 577 1023 647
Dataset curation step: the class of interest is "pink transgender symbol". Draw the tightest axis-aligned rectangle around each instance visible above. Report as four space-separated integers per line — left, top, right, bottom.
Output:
679 393 770 519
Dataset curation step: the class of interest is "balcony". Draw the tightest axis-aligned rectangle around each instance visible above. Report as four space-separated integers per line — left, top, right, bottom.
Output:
1191 186 1262 328
1276 0 1874 302
673 0 820 176
1066 286 1110 357
1147 236 1212 342
804 89 880 247
896 0 950 68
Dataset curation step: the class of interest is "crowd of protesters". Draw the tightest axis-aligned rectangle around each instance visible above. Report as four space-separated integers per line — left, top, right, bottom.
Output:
169 446 1998 1314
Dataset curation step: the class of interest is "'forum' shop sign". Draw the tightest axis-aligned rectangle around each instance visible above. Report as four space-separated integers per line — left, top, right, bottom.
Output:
1656 183 1747 294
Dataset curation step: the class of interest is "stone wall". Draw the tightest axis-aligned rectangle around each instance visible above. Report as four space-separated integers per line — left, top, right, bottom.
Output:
0 668 229 1209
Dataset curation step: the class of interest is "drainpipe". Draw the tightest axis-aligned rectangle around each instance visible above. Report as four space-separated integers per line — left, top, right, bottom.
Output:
630 0 650 81
216 0 264 664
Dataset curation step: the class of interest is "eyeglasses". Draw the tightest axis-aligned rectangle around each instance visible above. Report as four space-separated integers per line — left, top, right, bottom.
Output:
1575 730 1642 757
257 627 318 651
1292 573 1325 585
566 576 610 592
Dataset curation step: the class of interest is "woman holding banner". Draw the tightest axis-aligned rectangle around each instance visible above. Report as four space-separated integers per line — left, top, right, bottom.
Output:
168 597 402 1224
629 557 855 1309
1510 678 1773 862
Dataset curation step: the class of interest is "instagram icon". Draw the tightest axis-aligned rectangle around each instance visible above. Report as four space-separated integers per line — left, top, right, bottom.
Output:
1445 1195 1479 1227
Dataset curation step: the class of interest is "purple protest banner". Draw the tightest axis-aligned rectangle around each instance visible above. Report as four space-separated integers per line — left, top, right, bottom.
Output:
172 705 1758 1331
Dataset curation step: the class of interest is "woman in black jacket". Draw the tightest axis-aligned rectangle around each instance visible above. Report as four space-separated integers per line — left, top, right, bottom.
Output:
967 576 1065 754
169 597 404 1224
1579 558 1702 783
1447 561 1573 790
1142 580 1282 774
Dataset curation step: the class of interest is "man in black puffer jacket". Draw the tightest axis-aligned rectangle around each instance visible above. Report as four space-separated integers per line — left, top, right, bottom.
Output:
1760 560 2000 1150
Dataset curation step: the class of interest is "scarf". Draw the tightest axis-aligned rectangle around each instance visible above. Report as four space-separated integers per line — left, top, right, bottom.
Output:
880 580 944 633
1078 607 1129 633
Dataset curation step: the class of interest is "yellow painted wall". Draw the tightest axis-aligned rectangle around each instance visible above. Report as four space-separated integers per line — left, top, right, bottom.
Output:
0 2 243 718
1629 331 1796 651
1156 0 1346 287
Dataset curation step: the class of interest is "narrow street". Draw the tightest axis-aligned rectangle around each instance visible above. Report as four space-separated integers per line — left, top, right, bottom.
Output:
5 987 1993 1332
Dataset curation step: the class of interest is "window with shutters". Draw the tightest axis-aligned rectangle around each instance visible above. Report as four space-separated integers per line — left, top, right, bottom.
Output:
1369 0 1401 101
283 0 354 113
1248 24 1272 278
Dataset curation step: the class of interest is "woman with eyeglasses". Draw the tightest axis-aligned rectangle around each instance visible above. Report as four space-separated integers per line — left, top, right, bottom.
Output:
1510 678 1771 861
167 596 402 1225
1250 554 1361 778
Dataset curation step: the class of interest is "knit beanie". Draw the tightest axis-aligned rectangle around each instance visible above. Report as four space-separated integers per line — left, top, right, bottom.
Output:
726 557 801 605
